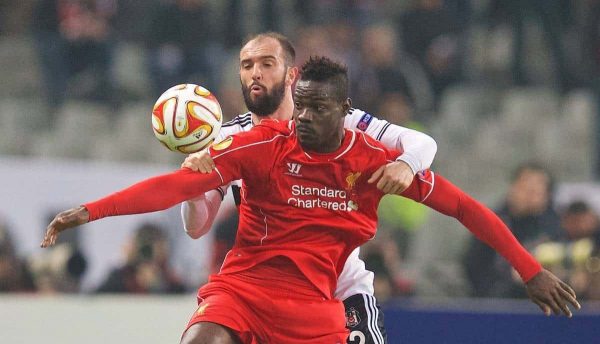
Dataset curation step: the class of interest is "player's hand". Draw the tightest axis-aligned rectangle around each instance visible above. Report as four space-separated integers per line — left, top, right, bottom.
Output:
40 206 89 248
525 269 581 317
181 150 215 173
368 160 414 194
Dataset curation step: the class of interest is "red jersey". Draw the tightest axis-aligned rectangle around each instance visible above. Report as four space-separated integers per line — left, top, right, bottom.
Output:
85 119 541 299
208 119 400 298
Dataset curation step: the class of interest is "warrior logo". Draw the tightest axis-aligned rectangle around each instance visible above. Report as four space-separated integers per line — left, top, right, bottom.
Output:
345 307 361 328
286 162 302 176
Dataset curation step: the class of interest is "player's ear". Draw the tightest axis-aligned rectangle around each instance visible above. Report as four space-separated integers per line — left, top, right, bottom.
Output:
342 98 352 115
286 66 298 85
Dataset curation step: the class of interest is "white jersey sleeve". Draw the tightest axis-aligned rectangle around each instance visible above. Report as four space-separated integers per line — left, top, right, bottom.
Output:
181 190 224 238
334 247 374 300
344 108 437 174
180 112 253 238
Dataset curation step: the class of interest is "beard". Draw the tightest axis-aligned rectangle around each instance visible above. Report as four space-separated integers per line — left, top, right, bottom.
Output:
241 78 286 117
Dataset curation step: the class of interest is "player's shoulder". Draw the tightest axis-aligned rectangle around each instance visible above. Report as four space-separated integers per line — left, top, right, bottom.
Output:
210 119 291 155
344 108 382 132
253 119 293 136
352 130 386 152
220 112 253 136
350 129 400 161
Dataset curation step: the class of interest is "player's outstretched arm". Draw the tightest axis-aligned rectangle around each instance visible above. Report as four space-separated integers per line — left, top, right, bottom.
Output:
40 169 224 248
400 172 580 317
526 269 580 317
41 206 89 248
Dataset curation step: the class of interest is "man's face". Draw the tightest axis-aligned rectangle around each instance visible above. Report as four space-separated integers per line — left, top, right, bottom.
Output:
562 212 599 240
293 79 349 152
508 169 550 216
239 37 289 116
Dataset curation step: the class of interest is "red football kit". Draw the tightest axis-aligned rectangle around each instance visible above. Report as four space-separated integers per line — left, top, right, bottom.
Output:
84 119 542 343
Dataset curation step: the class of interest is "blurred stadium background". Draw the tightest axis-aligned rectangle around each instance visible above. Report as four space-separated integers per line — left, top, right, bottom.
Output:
1 0 600 342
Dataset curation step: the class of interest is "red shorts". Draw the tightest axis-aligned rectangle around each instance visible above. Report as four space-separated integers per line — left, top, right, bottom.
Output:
184 258 348 343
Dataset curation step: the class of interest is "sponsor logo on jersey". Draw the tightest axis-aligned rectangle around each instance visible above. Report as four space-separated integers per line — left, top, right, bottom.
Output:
212 136 233 150
196 302 210 316
286 162 303 176
345 172 362 190
346 307 361 327
348 200 359 211
356 113 373 131
287 184 358 211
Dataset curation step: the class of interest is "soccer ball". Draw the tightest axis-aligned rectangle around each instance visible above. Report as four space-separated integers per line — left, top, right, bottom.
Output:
152 84 223 153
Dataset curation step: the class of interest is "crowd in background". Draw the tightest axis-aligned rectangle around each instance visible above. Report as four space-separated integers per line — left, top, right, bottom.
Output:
18 0 600 126
1 0 600 301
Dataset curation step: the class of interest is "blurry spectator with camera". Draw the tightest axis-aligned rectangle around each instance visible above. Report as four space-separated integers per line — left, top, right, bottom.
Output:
0 221 36 292
28 243 87 293
534 201 600 300
463 162 562 298
96 223 185 294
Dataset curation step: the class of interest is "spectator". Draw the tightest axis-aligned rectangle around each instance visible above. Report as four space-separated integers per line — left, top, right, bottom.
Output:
96 223 185 294
28 243 87 293
32 0 118 114
535 200 600 300
582 0 600 178
398 0 465 103
463 162 562 298
377 90 429 131
354 24 412 111
561 201 600 246
490 0 574 90
144 0 224 98
353 23 435 117
0 221 36 292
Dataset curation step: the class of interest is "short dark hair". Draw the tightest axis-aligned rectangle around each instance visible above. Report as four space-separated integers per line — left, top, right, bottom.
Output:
511 161 554 194
244 32 296 66
511 162 550 182
299 56 349 101
565 200 591 215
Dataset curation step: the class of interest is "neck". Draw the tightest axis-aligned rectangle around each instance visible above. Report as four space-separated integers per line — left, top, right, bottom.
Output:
251 90 294 125
305 127 345 153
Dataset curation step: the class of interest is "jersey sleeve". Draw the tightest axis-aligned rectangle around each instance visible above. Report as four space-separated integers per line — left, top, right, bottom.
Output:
85 127 281 221
345 109 437 174
400 171 542 282
85 169 223 221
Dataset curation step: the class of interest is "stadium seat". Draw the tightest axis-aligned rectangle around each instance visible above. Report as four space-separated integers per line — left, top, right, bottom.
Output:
0 98 45 155
112 42 152 98
0 36 41 98
89 102 180 164
29 101 111 159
